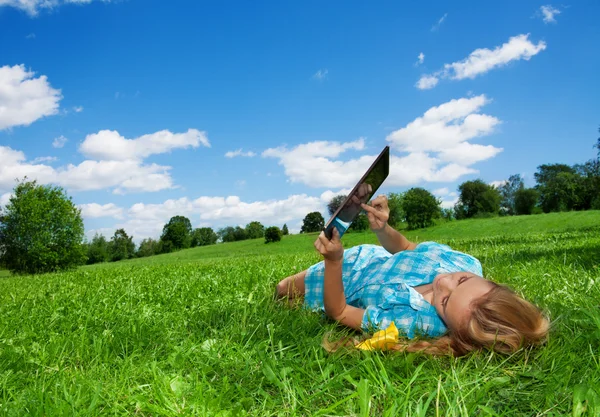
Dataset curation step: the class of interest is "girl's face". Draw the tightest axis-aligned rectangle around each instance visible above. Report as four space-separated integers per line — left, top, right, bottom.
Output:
432 272 494 331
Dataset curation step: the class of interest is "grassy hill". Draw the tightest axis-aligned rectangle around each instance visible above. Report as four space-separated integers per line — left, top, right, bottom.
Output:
0 211 599 415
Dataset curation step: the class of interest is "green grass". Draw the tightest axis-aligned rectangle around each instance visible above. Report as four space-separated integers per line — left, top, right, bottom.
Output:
1 211 600 415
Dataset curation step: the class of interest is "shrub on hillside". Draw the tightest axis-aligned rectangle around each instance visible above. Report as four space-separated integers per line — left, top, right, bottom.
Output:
264 226 282 243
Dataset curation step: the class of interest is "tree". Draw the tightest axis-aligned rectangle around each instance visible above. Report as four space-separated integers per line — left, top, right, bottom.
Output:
327 195 347 216
191 227 217 247
454 180 501 219
264 226 282 243
109 229 135 261
401 188 441 230
514 188 539 215
86 233 110 264
160 215 192 250
300 212 324 233
245 221 265 239
233 226 247 241
498 174 524 215
387 192 405 227
0 179 86 274
137 238 160 257
217 226 236 243
534 164 578 212
282 224 289 235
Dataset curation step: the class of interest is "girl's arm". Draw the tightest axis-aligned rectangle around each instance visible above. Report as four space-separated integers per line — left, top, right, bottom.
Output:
315 230 365 330
361 195 416 254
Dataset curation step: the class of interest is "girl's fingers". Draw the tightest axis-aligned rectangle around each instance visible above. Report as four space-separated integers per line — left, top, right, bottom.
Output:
361 203 377 213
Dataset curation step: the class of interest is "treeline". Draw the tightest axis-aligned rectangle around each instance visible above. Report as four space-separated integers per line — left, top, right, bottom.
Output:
84 217 290 265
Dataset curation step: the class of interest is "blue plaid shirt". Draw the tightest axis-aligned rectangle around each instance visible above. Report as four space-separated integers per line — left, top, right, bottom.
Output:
304 242 483 338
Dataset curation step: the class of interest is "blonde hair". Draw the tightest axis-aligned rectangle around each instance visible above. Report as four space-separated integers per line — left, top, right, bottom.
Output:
323 284 550 356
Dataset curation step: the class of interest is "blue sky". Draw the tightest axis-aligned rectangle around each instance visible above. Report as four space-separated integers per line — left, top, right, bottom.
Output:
1 0 599 240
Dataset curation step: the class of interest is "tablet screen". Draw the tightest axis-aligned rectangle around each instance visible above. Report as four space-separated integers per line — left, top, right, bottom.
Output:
323 146 390 239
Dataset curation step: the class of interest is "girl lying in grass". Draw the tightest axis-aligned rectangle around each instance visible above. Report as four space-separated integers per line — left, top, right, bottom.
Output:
276 195 549 356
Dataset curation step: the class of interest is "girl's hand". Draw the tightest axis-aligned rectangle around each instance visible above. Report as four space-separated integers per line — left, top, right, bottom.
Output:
314 228 343 262
361 194 390 232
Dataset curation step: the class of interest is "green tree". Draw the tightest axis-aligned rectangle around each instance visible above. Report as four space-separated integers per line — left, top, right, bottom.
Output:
137 238 160 257
401 188 441 230
161 215 192 250
498 174 524 215
534 164 579 212
109 228 135 261
191 227 217 247
454 180 501 219
300 212 325 233
0 179 86 274
86 233 109 264
233 226 247 241
514 188 539 215
264 226 282 243
387 192 405 227
245 221 265 239
282 224 289 235
217 226 236 243
327 195 347 216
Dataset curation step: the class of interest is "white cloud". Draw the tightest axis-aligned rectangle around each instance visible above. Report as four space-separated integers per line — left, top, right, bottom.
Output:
416 52 425 66
0 192 11 208
1 146 173 195
415 74 439 90
539 5 560 23
52 135 68 148
312 69 328 80
262 138 367 188
0 0 112 16
261 121 497 190
79 129 210 161
433 187 450 196
0 64 62 130
225 149 256 158
387 95 500 153
416 34 546 89
489 180 507 188
31 156 57 164
73 106 84 113
79 203 124 219
431 13 447 31
25 33 36 39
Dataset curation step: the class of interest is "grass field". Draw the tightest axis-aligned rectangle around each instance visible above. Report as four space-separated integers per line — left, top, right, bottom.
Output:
1 212 599 415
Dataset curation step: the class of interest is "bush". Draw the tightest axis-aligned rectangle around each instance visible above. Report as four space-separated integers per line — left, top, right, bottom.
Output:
264 226 282 243
0 179 86 274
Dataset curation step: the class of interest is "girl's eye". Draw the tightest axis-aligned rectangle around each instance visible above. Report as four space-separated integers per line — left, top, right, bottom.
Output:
442 296 449 307
459 275 468 284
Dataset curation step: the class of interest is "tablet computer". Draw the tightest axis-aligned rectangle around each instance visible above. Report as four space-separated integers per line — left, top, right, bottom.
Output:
323 146 390 239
